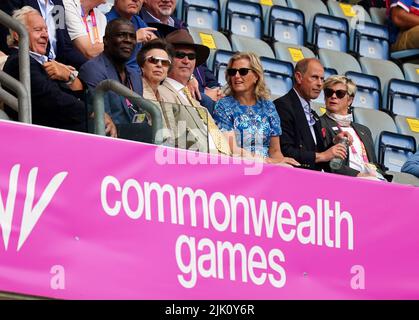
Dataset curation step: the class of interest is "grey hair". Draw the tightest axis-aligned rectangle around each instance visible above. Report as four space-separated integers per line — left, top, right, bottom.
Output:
323 75 357 97
7 6 41 46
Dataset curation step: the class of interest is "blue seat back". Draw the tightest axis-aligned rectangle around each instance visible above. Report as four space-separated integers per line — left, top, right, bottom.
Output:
213 50 235 86
226 0 263 38
387 79 419 118
260 57 294 97
378 131 417 172
346 71 381 110
313 13 349 52
354 22 389 60
269 6 305 45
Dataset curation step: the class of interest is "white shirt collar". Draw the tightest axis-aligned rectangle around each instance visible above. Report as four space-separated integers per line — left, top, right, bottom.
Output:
145 10 175 27
166 77 186 92
29 51 49 65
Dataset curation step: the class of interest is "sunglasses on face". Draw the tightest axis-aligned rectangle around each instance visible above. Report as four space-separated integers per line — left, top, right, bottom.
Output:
145 55 171 67
324 88 348 99
175 51 196 60
226 68 253 77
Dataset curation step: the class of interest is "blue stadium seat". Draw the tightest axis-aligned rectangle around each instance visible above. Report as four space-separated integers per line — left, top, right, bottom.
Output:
287 0 329 43
378 131 417 172
274 43 315 66
387 79 419 118
225 0 263 38
403 63 419 83
318 48 361 75
313 13 349 52
268 5 305 45
182 0 221 30
353 22 390 60
212 49 235 86
231 34 275 59
345 71 381 110
260 57 294 99
394 115 419 148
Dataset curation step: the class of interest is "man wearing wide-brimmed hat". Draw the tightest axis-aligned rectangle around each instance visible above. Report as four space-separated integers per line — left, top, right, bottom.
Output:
159 29 231 156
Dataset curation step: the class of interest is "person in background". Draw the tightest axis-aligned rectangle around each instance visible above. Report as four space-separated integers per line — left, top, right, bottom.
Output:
320 75 389 181
213 52 299 166
388 0 419 51
0 0 87 69
63 0 108 59
106 0 157 71
401 150 419 178
273 58 350 171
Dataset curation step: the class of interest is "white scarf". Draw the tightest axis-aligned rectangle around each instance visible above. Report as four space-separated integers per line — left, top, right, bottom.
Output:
326 111 353 127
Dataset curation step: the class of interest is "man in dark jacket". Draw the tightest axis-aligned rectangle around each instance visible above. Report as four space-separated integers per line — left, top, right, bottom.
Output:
0 0 86 69
273 58 348 171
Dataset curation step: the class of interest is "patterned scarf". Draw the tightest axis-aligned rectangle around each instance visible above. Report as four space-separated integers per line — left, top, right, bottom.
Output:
326 111 353 127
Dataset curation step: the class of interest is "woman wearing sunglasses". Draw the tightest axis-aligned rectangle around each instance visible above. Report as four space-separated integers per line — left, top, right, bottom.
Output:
213 52 299 166
137 38 174 102
320 75 388 180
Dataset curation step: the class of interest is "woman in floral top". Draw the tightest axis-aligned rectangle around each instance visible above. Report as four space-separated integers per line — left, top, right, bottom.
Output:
213 52 299 166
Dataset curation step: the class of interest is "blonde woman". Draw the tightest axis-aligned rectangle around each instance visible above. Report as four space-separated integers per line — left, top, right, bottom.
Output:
213 52 299 166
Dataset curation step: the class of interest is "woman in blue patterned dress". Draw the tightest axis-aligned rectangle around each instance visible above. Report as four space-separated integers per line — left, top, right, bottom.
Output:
213 52 299 165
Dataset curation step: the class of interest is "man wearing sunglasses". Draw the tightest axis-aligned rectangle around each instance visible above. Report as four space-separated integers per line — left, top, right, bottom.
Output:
79 18 146 139
273 58 349 171
158 29 230 155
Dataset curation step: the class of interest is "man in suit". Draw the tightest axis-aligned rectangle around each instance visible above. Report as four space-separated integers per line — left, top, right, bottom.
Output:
159 29 230 155
79 18 143 125
273 58 348 171
0 0 87 69
3 6 92 132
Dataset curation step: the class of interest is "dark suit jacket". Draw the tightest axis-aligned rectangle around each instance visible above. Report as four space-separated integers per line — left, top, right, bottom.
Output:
3 52 87 131
273 89 326 171
320 114 385 177
78 52 143 125
0 0 86 69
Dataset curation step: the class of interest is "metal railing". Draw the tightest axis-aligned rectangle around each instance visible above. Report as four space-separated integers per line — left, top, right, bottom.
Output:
92 79 164 145
0 9 31 123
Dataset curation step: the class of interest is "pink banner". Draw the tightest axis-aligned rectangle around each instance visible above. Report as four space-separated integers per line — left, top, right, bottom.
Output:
0 120 418 299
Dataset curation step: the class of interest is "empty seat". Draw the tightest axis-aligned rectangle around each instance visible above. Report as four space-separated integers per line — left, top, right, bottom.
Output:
225 0 263 38
353 22 390 60
182 0 220 30
345 71 381 110
313 13 349 52
318 48 361 75
188 27 232 70
212 49 235 86
268 5 305 45
359 56 405 110
287 0 329 43
369 7 387 25
394 115 419 148
274 42 315 65
231 34 275 59
260 57 294 99
387 79 419 118
352 107 397 155
378 131 417 172
246 0 287 36
403 63 419 83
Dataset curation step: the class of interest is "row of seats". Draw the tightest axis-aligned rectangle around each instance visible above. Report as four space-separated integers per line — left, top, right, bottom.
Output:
176 0 419 61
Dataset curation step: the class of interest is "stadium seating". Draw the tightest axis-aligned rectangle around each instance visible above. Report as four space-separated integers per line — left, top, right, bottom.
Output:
353 22 390 60
318 48 362 75
260 57 294 100
369 7 387 25
394 115 419 148
386 79 419 118
377 131 417 172
212 49 235 86
313 13 349 52
403 63 419 83
231 34 275 59
274 43 315 66
345 71 381 110
267 5 305 45
182 0 221 30
224 0 263 38
188 26 231 70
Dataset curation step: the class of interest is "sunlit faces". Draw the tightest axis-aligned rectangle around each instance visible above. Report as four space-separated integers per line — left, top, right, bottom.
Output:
144 0 176 17
26 12 49 55
115 0 144 17
295 60 324 100
324 83 353 115
169 46 196 84
141 48 171 85
228 58 259 96
105 22 137 61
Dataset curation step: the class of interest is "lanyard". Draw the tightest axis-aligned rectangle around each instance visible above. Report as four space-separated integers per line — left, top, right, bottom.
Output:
81 7 100 43
338 125 369 164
